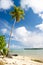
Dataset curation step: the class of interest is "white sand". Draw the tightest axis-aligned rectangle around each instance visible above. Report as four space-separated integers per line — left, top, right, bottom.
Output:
0 56 43 65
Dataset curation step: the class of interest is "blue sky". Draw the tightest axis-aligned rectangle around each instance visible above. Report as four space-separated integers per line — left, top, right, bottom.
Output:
0 0 43 49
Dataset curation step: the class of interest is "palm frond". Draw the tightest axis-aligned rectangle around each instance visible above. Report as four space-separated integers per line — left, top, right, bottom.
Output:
10 5 25 22
20 15 24 19
12 15 15 19
20 10 24 14
10 11 16 15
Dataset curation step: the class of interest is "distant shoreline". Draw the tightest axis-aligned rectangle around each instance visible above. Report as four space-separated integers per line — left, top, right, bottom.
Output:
24 48 43 50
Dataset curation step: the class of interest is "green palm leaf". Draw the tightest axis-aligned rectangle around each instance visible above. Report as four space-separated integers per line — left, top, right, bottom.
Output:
10 5 25 22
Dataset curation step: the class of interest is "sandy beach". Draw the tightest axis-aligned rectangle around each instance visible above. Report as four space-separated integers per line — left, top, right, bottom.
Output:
0 55 43 65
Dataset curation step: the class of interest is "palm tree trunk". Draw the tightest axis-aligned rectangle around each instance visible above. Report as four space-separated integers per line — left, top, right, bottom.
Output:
8 19 16 51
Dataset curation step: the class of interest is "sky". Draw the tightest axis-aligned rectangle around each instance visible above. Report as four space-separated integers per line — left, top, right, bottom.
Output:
0 0 43 49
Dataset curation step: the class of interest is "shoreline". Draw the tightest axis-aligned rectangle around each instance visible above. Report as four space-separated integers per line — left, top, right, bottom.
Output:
0 55 43 65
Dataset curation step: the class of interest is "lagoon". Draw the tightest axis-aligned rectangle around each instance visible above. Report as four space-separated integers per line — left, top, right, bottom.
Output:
10 49 43 61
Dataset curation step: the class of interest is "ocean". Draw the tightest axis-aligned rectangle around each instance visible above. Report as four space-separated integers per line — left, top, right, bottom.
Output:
10 49 43 61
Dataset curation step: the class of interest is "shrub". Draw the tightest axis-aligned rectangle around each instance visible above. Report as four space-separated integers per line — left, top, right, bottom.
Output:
0 35 6 50
3 48 8 57
0 35 9 57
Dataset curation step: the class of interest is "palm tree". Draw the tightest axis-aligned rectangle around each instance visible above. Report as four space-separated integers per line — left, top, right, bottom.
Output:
8 5 25 51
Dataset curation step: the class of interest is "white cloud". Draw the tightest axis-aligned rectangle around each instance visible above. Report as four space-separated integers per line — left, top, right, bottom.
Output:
35 23 43 31
10 44 22 49
11 26 43 48
20 0 43 48
1 28 7 34
39 14 43 19
1 20 43 48
0 0 14 9
20 0 43 19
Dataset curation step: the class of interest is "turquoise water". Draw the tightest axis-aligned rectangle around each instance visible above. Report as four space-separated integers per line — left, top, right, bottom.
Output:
10 49 43 60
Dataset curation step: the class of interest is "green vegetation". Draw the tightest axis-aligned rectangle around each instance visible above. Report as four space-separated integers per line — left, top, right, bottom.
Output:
10 5 24 21
3 48 8 57
0 35 6 50
8 5 25 50
0 35 8 57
